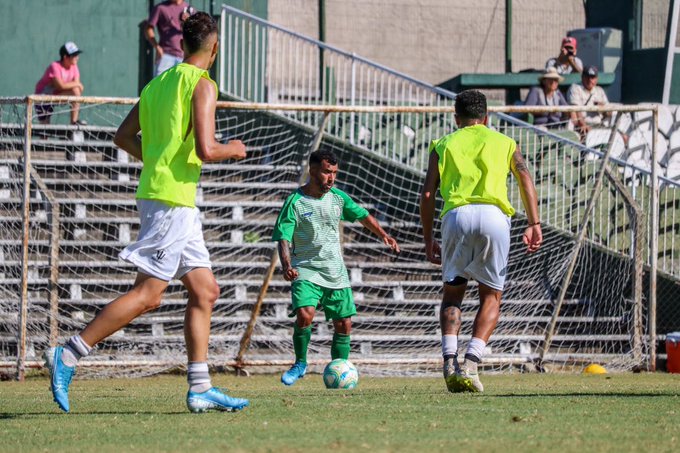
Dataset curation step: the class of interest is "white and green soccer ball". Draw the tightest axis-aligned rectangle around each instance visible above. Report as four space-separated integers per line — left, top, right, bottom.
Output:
323 359 359 389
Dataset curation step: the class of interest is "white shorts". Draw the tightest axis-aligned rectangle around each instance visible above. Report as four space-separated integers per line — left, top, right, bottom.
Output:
441 204 511 291
119 199 211 281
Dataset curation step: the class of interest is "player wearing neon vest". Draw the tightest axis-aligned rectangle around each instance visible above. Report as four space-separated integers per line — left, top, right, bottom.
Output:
420 90 542 394
45 12 250 414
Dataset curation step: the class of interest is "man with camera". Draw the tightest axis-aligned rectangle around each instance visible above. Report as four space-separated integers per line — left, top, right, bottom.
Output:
545 37 583 75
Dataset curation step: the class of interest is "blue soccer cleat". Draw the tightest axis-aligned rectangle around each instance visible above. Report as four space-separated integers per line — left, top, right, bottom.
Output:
186 387 250 413
281 361 307 386
44 346 76 413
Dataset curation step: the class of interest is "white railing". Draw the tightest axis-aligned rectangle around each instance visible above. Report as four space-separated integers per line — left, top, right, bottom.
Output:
219 5 457 166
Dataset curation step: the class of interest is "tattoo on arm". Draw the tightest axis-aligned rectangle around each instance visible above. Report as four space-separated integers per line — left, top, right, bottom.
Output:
513 151 529 174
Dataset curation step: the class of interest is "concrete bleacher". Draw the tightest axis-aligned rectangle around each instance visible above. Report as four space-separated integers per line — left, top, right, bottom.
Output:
0 113 665 369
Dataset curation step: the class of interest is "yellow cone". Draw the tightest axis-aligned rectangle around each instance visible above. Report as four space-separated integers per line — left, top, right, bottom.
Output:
583 363 607 374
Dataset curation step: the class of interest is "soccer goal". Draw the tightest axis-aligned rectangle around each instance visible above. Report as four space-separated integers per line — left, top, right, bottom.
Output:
1 96 675 379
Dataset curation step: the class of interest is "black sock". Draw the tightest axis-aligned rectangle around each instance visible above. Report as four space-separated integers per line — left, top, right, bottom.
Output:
464 353 481 363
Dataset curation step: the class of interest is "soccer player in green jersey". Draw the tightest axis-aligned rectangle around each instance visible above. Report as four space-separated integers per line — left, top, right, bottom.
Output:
44 12 250 413
420 90 542 393
273 150 400 385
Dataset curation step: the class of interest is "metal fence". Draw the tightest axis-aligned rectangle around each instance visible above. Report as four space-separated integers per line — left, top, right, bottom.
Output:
218 4 678 278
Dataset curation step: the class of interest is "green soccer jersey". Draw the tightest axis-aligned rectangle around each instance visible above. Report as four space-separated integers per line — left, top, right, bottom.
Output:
272 187 369 289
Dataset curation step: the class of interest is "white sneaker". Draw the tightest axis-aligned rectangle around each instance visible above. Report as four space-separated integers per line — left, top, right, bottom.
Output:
449 360 484 393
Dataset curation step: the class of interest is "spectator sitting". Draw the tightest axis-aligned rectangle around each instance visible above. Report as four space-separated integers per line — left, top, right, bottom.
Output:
567 65 610 136
145 0 195 76
34 41 86 125
545 37 583 75
523 68 572 129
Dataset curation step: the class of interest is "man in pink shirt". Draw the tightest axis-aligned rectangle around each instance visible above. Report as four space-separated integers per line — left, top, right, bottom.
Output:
145 0 195 76
34 41 86 125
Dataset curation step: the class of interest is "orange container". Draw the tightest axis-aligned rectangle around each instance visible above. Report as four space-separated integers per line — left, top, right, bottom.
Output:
666 332 680 373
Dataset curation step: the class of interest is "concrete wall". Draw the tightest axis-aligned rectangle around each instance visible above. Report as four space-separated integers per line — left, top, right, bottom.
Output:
642 0 670 49
269 0 585 86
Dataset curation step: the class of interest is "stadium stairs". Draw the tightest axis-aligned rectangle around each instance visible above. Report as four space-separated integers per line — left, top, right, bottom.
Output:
0 109 678 371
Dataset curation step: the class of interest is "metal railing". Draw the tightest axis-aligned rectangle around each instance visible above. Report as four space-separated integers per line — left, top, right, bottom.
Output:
219 5 457 167
218 4 678 278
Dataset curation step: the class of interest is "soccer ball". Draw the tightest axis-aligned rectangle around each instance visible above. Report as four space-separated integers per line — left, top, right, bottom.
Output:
323 359 359 389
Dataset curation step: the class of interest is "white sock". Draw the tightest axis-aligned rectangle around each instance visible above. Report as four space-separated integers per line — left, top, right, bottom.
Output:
62 335 92 367
441 335 458 359
465 337 487 363
188 362 212 393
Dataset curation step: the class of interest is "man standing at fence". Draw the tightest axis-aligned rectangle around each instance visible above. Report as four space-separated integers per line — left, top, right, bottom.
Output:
145 0 196 76
273 150 400 386
420 90 542 393
45 12 250 413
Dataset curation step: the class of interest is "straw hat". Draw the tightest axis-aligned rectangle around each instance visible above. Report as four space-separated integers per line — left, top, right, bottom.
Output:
538 67 564 83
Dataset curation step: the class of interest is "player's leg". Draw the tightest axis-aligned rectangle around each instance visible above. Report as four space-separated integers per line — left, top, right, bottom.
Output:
45 272 168 412
35 104 53 125
282 281 320 385
331 317 351 360
58 86 83 124
80 273 168 346
325 287 356 361
181 267 249 412
439 208 470 390
457 284 502 393
440 280 466 391
458 205 511 393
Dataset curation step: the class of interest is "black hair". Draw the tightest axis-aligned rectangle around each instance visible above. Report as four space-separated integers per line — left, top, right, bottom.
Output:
309 149 338 166
182 12 218 54
454 89 487 120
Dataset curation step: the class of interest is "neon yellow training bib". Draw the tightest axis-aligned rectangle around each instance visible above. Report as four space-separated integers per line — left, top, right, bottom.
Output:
430 124 516 218
137 63 217 207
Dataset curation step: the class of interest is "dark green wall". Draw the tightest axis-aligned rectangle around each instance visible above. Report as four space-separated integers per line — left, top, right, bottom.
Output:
0 0 267 98
622 49 666 103
1 1 150 97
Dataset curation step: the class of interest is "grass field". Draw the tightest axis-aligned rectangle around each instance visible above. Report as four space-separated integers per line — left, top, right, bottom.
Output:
1 372 679 452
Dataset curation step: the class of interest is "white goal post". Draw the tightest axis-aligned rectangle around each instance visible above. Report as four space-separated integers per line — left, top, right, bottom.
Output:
1 95 674 379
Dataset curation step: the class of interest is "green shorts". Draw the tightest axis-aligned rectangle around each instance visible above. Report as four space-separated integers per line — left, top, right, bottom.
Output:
290 280 357 321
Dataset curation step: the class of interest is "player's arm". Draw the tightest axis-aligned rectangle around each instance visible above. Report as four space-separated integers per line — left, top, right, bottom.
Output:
510 149 542 253
277 240 298 281
50 75 83 92
144 7 163 60
358 215 400 254
419 150 441 264
192 78 247 162
113 103 143 161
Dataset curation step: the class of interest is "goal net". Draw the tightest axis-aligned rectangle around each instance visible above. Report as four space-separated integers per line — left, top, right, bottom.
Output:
1 97 673 378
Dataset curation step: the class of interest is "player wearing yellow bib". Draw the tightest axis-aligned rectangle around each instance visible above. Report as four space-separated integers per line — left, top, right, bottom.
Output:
45 13 249 413
420 90 542 393
273 150 400 386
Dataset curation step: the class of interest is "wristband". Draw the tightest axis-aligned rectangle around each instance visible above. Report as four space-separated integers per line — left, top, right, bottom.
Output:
528 221 541 227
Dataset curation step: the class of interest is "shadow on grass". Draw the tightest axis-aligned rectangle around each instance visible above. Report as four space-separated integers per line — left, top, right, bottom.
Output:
489 392 678 398
0 410 191 419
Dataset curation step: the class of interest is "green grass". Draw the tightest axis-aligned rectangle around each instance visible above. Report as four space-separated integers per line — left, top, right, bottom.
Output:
1 373 679 452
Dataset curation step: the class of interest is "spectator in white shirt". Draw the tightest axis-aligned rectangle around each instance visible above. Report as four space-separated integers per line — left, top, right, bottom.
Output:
567 65 610 136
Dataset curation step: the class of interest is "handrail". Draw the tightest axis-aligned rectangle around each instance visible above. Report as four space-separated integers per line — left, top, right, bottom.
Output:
221 5 455 98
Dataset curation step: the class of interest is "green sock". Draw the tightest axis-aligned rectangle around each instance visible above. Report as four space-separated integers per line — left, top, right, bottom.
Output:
293 325 312 363
331 333 351 360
